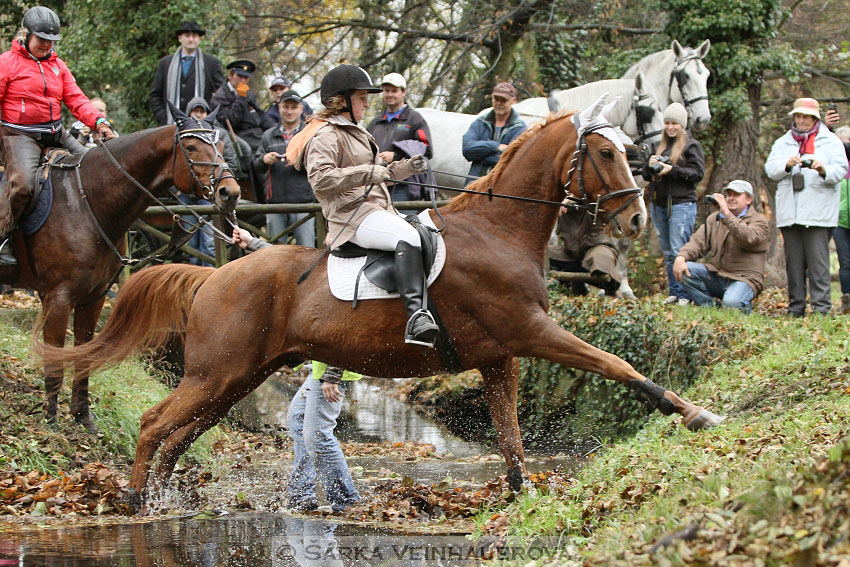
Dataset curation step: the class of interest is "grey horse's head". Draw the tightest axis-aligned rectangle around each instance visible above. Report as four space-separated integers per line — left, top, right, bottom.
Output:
670 39 712 131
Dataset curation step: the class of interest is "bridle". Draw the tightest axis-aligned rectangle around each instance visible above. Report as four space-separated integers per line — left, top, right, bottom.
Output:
562 122 643 235
633 89 662 144
171 120 237 201
94 121 238 266
669 53 710 111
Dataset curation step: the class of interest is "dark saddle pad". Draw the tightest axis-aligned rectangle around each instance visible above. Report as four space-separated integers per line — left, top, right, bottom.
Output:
330 216 439 293
19 150 83 236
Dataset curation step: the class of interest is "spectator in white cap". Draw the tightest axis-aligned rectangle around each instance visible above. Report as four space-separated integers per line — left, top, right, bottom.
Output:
643 101 705 307
765 97 848 316
366 72 434 210
672 180 769 313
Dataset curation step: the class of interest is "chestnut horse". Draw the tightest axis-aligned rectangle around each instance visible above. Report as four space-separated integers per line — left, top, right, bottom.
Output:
5 110 240 432
37 98 724 505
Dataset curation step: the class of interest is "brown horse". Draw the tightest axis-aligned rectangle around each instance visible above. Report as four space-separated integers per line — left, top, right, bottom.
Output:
5 110 240 432
37 100 724 505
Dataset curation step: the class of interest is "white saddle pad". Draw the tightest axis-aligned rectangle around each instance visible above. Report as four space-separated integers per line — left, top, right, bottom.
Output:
328 210 446 301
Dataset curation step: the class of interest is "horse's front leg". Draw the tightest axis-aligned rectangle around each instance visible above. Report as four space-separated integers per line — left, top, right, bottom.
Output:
480 358 527 492
70 297 106 434
39 296 71 424
519 314 724 430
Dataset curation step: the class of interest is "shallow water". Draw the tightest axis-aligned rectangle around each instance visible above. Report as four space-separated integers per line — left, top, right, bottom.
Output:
1 512 539 566
0 376 577 565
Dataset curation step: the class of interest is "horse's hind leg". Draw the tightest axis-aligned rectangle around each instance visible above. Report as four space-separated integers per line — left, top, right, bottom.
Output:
70 297 106 434
38 296 71 423
481 358 527 492
523 315 724 430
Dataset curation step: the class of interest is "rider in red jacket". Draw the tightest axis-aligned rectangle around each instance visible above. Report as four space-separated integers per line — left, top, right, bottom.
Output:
0 6 115 265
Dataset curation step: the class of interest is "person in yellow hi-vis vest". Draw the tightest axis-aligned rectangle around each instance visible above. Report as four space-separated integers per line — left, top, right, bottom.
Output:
231 227 362 512
285 361 362 513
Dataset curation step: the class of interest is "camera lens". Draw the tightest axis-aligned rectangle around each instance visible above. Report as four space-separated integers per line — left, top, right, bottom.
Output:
704 195 718 206
801 159 813 169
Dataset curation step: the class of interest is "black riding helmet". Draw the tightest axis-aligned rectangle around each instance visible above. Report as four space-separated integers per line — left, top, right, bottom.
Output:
23 6 61 41
320 64 381 123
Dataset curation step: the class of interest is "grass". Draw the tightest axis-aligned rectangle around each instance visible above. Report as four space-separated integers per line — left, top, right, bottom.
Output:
0 306 220 475
476 303 850 565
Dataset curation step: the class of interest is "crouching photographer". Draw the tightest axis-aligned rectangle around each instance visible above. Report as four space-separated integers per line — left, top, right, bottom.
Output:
672 180 769 313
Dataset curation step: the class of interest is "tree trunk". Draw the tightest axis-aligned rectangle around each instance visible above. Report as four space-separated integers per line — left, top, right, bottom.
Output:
705 82 785 286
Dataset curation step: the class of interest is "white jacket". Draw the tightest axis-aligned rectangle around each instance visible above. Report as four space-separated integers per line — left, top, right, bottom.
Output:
765 126 848 227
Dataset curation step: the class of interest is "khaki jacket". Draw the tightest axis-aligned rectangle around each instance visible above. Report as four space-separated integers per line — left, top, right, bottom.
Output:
298 114 393 246
678 207 770 295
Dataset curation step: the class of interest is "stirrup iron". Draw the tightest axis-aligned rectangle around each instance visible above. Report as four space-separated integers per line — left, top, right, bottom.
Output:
404 309 438 347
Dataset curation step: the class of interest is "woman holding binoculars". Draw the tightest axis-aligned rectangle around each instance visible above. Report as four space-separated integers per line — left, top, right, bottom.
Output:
643 102 706 306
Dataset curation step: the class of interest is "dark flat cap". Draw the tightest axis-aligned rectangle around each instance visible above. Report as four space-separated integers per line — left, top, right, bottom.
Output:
176 21 205 37
226 59 256 77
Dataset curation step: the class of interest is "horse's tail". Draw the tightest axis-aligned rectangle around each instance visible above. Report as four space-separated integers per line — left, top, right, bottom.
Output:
33 264 215 375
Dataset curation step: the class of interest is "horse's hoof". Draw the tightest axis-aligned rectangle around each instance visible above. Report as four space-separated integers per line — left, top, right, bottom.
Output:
507 469 525 493
686 409 726 431
123 488 143 514
75 414 99 435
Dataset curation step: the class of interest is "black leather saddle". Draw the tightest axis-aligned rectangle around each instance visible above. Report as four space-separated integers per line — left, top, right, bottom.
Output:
330 215 440 303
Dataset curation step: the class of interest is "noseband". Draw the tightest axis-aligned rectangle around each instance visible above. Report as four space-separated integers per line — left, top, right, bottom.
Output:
562 123 642 234
669 54 710 111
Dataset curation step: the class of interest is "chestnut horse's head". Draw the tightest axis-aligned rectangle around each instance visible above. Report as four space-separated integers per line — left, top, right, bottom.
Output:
168 102 241 213
562 94 646 239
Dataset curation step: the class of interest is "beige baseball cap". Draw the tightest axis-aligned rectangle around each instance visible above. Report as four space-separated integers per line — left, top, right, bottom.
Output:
381 73 407 89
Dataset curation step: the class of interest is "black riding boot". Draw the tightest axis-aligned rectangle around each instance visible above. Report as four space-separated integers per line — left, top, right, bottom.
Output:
0 235 15 266
394 241 440 347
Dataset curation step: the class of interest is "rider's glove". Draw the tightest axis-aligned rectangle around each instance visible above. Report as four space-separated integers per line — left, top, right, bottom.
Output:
95 118 116 141
366 165 392 185
235 83 250 97
389 155 428 180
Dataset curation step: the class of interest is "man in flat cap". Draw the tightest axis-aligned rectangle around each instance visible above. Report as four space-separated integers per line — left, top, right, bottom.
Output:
149 20 225 125
461 81 526 186
210 59 266 152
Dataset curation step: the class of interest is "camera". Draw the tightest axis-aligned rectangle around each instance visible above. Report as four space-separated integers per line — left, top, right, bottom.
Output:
800 159 814 169
704 194 718 206
829 103 838 113
647 154 672 175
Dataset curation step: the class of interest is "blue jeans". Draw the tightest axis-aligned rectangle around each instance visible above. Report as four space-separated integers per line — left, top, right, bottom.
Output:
177 193 214 266
286 373 360 511
834 226 850 294
680 262 755 313
651 202 696 299
266 212 316 247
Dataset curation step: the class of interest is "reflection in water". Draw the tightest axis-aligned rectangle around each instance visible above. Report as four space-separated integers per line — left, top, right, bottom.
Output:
251 378 488 456
0 514 525 566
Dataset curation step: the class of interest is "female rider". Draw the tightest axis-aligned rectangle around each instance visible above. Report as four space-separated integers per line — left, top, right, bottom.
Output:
643 102 705 306
0 6 115 265
293 64 437 347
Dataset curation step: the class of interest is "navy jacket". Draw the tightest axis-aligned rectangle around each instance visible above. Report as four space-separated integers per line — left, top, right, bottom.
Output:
461 108 526 184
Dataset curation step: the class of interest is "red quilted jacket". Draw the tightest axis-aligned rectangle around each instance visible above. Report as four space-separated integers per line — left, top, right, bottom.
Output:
0 40 103 131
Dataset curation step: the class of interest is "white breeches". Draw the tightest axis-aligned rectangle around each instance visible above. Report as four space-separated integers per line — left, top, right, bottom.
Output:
350 210 420 250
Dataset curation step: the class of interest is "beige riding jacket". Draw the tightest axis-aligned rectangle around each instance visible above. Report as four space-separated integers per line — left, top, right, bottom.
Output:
297 114 394 246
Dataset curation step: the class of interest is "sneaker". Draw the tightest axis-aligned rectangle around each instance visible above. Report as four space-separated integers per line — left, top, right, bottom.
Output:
662 295 678 305
676 298 690 306
288 497 319 513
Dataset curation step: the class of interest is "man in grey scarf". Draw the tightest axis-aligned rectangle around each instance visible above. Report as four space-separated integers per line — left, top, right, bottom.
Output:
149 20 225 126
